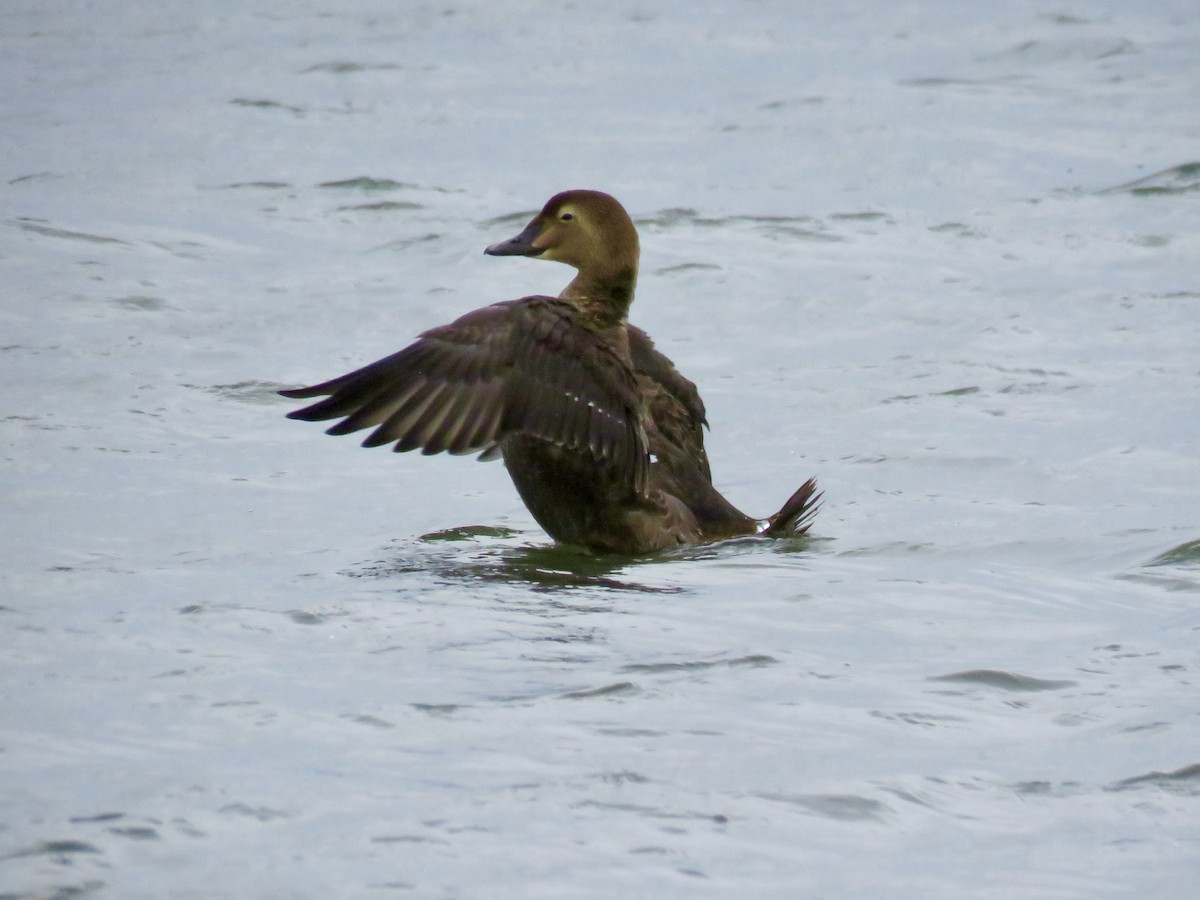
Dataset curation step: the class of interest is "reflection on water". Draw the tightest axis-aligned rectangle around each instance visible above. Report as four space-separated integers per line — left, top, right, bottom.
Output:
342 523 823 596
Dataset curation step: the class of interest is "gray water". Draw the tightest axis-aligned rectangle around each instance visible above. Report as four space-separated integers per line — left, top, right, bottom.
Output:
3 1 1199 897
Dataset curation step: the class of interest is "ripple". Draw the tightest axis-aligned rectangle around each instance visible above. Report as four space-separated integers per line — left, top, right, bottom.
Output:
68 813 125 824
411 703 461 716
198 381 288 404
218 803 290 821
302 61 402 74
12 217 131 245
927 669 1076 692
340 712 396 729
8 171 61 184
573 799 728 823
1 838 102 860
980 37 1135 65
335 200 423 212
287 610 330 625
111 295 172 312
1109 763 1200 795
560 681 638 699
637 208 839 241
620 654 778 674
215 180 292 190
108 825 159 841
758 792 890 821
899 75 1032 96
654 262 722 276
1099 162 1200 196
870 709 966 728
230 97 305 115
1010 779 1086 798
1145 540 1200 567
318 176 413 192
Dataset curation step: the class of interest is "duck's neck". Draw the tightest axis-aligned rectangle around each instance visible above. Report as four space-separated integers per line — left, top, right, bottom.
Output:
560 265 638 329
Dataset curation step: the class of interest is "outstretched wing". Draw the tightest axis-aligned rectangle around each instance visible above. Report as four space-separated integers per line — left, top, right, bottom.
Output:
281 297 649 494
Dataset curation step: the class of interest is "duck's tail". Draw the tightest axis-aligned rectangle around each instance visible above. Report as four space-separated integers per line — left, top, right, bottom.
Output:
762 478 822 537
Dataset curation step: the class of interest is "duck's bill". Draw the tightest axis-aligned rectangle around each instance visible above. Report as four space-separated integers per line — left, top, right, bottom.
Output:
484 220 545 256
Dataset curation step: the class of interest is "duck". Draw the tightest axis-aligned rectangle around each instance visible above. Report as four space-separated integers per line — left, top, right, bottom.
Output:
280 190 820 554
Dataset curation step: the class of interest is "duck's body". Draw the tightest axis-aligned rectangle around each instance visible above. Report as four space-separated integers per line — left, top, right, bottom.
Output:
281 190 819 554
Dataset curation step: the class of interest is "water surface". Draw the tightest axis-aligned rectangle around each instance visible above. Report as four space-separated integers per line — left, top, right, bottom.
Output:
3 1 1199 897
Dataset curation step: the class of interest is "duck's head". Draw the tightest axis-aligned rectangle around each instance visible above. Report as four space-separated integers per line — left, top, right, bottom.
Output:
485 190 640 291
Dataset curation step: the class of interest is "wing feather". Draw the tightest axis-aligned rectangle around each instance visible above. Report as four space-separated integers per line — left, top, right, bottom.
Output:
381 381 453 452
281 297 649 491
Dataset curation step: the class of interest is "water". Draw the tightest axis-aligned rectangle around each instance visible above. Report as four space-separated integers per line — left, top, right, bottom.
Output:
3 1 1199 897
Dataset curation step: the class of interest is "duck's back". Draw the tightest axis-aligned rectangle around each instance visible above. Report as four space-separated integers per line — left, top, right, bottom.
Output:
627 326 756 541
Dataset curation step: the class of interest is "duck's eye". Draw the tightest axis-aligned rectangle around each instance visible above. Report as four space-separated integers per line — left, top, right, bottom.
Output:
559 212 574 222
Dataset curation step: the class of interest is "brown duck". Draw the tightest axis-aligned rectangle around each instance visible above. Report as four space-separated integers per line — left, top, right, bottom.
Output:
281 190 820 554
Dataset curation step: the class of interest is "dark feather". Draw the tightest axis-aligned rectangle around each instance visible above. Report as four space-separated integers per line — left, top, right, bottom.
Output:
282 296 649 492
